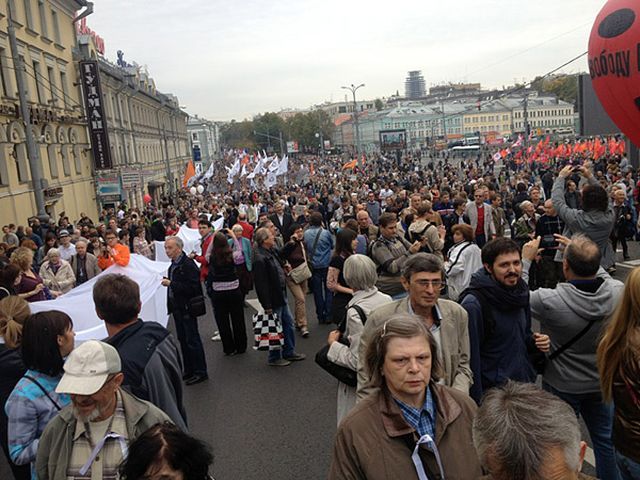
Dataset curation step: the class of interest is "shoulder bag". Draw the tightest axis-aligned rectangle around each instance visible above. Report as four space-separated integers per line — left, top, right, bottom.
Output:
289 242 312 284
314 305 367 387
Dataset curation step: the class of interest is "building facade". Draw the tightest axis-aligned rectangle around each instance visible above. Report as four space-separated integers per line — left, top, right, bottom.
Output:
0 0 97 225
77 37 189 209
187 115 219 170
510 93 575 135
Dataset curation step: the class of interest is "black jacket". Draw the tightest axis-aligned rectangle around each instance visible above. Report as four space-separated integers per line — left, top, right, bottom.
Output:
106 320 187 430
269 213 294 243
167 253 202 314
150 219 166 242
253 246 286 311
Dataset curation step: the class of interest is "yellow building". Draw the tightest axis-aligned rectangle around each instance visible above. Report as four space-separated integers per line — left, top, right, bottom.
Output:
463 101 513 137
0 0 97 226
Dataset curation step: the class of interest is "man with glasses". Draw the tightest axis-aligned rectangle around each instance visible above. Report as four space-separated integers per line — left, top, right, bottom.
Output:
357 253 472 400
97 229 131 271
36 341 170 480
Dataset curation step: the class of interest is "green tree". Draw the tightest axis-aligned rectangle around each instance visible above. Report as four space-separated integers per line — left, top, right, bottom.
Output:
374 98 384 111
531 74 578 106
220 120 256 150
285 110 334 150
252 112 287 152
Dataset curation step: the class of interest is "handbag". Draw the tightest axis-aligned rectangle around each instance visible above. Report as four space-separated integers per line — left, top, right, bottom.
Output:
187 295 207 317
289 243 312 284
253 312 284 351
314 305 367 387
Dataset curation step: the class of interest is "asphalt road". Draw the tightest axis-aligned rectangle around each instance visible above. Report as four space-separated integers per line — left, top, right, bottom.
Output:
1 242 638 479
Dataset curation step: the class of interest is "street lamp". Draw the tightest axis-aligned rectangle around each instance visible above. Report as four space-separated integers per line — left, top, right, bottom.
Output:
341 83 365 166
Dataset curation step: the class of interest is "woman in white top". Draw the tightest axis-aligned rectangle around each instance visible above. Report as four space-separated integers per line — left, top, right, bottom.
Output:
326 254 392 424
445 224 482 302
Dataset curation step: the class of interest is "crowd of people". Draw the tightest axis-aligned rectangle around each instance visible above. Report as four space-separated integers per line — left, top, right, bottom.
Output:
0 145 638 479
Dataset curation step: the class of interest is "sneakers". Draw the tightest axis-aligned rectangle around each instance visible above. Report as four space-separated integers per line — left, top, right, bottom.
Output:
211 332 221 341
268 359 291 367
284 353 306 362
301 328 310 338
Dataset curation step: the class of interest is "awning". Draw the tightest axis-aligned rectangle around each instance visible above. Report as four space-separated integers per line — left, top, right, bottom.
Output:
147 180 165 187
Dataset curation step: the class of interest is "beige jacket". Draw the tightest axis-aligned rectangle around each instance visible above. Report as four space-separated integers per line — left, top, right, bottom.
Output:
357 297 473 400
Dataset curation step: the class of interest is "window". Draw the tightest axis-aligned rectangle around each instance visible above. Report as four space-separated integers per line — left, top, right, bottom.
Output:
59 70 68 108
32 60 45 104
51 9 60 43
0 50 8 97
23 0 35 30
46 66 55 103
38 0 48 38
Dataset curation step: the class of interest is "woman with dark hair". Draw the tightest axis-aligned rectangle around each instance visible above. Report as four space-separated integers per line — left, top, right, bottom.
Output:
118 422 213 480
445 223 482 301
282 223 310 337
0 297 30 480
0 262 22 300
329 315 482 479
133 226 154 259
327 228 357 325
206 232 247 356
5 310 74 477
35 232 57 269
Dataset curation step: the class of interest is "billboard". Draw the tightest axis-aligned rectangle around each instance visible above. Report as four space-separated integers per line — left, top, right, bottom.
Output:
287 141 299 153
80 61 112 171
379 129 406 149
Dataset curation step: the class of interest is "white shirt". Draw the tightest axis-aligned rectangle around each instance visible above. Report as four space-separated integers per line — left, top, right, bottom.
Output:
58 243 76 262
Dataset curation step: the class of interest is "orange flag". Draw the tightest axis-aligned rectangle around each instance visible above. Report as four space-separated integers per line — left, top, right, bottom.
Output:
342 159 357 170
183 160 196 188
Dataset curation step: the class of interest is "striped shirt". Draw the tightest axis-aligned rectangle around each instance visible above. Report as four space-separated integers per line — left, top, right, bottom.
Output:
66 391 128 480
393 386 436 439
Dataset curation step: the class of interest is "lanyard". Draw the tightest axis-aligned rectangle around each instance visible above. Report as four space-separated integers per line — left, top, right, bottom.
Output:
79 429 128 475
411 434 445 480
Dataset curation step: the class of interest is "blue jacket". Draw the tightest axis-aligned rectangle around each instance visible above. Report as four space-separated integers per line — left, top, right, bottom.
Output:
460 269 536 403
228 237 253 271
304 227 333 269
5 370 70 478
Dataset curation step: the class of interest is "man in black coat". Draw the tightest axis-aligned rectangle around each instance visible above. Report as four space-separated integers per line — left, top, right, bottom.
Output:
150 213 166 242
253 227 305 367
269 201 294 243
162 236 208 384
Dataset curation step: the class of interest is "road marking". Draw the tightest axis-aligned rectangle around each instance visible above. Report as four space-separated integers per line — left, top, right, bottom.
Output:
617 260 640 269
246 299 263 314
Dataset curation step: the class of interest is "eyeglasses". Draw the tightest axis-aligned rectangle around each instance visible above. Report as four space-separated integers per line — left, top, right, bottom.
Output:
412 279 445 289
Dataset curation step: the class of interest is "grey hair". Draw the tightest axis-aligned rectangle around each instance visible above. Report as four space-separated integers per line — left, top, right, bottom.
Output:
165 236 183 249
343 254 378 291
47 248 60 258
472 381 582 480
519 200 534 210
401 253 444 280
75 239 88 247
254 227 270 246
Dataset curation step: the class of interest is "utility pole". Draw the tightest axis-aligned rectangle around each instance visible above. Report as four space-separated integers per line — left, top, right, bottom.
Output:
341 83 365 167
441 100 447 140
279 131 285 158
317 109 325 161
7 1 49 222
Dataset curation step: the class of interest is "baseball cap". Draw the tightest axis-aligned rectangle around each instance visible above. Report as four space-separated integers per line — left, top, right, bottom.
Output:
58 229 70 237
56 340 122 395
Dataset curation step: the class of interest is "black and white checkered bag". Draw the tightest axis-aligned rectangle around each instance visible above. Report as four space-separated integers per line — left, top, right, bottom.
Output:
253 312 284 351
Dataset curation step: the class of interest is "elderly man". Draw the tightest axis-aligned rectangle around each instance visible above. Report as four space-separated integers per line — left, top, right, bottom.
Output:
357 253 473 400
162 236 208 385
466 187 496 248
473 382 596 480
253 227 305 366
523 234 623 480
70 239 101 286
36 341 170 480
57 229 76 262
269 201 294 243
356 210 378 245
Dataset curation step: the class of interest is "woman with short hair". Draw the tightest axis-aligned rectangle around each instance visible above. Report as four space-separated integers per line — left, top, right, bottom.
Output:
11 248 46 303
38 248 75 297
445 223 482 301
329 314 482 479
5 311 74 477
326 254 391 423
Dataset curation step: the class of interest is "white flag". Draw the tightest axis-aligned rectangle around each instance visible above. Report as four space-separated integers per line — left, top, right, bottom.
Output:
268 156 279 173
276 155 288 176
203 162 215 180
265 171 277 188
240 164 247 177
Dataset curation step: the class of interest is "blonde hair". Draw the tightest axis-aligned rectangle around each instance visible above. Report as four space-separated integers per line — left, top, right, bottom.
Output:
10 247 34 272
597 267 640 402
0 296 30 349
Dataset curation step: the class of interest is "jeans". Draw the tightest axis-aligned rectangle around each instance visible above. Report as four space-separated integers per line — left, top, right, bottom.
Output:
310 267 332 323
475 233 487 248
616 451 640 480
173 307 208 377
268 300 296 362
543 383 620 480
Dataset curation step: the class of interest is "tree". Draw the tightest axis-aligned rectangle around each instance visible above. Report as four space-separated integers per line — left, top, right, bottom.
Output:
252 112 287 152
220 120 256 150
531 74 579 106
285 110 334 150
374 98 384 111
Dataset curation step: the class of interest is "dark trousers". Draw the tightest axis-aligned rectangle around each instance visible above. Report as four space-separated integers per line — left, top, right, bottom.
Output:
611 234 629 259
475 234 487 248
310 267 332 324
210 288 247 355
173 307 207 376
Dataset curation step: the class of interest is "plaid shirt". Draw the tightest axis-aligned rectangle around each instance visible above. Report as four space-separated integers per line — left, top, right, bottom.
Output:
393 386 436 439
66 391 128 480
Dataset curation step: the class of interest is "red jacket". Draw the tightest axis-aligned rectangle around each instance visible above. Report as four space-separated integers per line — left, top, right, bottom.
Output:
194 233 213 281
238 221 254 240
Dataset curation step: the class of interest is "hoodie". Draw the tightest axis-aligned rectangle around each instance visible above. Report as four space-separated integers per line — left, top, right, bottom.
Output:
460 268 536 403
524 260 624 394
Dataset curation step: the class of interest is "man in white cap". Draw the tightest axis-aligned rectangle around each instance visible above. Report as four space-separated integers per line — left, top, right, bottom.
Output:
35 340 170 480
57 229 76 262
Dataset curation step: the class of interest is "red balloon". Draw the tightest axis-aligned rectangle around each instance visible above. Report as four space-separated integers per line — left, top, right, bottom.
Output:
588 0 640 147
143 194 152 204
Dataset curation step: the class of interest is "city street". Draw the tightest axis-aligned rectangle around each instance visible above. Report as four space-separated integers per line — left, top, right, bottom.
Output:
1 244 636 479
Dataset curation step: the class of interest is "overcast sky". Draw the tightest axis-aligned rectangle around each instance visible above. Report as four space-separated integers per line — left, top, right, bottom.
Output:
88 0 606 121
